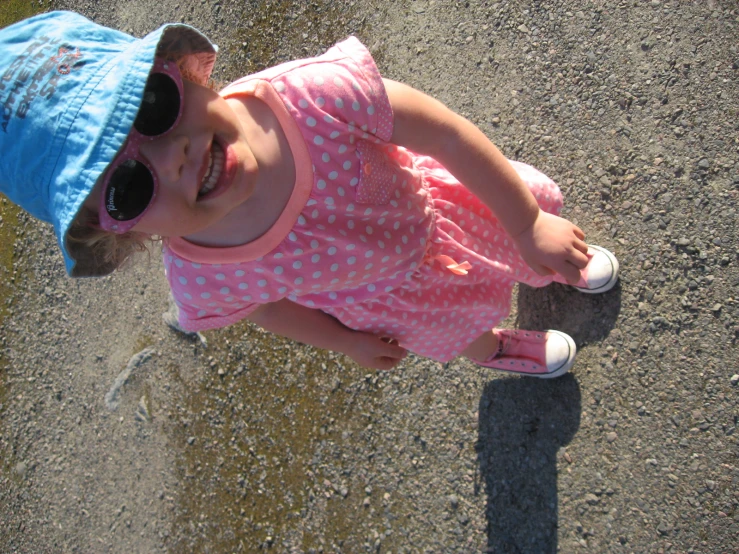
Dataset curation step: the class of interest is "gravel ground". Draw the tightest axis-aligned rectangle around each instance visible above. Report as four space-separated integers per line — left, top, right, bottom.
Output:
1 0 737 553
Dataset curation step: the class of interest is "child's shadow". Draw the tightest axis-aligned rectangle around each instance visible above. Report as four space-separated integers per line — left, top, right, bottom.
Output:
515 282 622 345
477 375 581 553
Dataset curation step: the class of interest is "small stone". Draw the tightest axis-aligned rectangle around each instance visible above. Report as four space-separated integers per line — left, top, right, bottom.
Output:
698 158 710 169
606 432 618 443
13 461 27 477
730 375 739 386
585 493 600 506
187 436 196 445
517 24 530 33
449 494 459 509
658 522 673 536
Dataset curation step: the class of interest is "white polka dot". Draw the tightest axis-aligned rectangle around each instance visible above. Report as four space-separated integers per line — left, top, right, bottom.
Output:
293 261 302 269
367 105 375 115
258 279 267 287
347 256 357 265
178 276 188 285
201 292 211 299
313 76 324 86
294 277 304 285
306 117 317 127
174 259 184 268
197 310 207 317
335 98 344 109
325 197 334 205
343 160 352 170
329 171 338 180
330 263 339 272
294 248 303 255
333 77 343 87
260 293 270 300
311 254 320 263
322 152 330 163
312 271 322 279
316 97 325 107
220 287 230 294
238 283 248 290
196 277 206 285
338 144 348 154
274 266 284 275
298 99 309 109
352 101 360 111
314 135 324 145
317 179 327 190
274 81 285 92
191 262 201 269
235 270 245 277
330 130 340 139
242 295 251 301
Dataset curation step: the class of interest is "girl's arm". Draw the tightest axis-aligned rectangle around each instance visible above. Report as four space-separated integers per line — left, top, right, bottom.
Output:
383 78 589 284
247 299 408 370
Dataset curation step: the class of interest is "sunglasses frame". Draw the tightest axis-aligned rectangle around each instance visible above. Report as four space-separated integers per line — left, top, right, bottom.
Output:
98 58 184 233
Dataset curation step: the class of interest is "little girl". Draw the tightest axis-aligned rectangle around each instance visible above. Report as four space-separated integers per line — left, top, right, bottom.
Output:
0 11 618 378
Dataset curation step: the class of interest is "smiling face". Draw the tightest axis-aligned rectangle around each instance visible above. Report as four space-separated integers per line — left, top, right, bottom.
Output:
86 78 259 239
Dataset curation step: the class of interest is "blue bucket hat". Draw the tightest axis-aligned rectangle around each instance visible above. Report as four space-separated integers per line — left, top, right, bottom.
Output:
0 11 216 276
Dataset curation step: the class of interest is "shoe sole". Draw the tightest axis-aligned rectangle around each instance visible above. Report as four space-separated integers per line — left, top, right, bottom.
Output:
574 245 620 294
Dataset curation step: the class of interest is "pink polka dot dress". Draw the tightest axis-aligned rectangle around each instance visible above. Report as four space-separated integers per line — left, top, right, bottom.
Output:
163 37 563 363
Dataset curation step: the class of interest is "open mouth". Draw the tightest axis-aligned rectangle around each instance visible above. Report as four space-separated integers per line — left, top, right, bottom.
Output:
198 141 224 197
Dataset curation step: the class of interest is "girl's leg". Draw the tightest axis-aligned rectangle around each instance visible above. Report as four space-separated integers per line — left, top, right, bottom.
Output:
461 330 500 361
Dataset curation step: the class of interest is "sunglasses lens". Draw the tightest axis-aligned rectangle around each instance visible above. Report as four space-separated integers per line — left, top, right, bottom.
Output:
133 72 181 136
105 160 155 221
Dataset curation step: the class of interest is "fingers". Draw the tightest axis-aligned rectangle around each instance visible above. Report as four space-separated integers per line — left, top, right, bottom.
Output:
569 246 590 269
560 262 584 285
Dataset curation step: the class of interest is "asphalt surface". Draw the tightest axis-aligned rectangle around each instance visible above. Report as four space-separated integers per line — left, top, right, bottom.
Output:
1 1 737 553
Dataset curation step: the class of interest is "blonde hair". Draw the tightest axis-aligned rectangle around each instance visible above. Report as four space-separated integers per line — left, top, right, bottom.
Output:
66 204 155 276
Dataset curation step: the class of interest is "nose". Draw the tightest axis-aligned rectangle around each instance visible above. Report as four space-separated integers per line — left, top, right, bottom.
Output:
138 132 190 184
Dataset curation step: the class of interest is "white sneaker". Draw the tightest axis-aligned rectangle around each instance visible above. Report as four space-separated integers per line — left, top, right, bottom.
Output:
573 245 620 294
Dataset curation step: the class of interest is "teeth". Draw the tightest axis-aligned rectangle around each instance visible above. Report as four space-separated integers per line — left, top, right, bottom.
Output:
199 142 224 197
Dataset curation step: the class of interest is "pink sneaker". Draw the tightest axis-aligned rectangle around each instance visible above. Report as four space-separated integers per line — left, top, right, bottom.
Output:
554 245 619 294
469 329 576 379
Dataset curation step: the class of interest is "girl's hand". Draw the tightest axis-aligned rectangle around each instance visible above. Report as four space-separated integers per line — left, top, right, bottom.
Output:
344 333 408 370
513 210 590 284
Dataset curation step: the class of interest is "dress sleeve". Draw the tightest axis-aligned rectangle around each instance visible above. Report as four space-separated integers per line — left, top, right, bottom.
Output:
267 36 394 143
163 249 263 332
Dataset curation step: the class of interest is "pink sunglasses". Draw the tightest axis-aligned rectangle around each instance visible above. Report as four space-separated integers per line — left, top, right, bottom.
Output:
98 58 183 233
